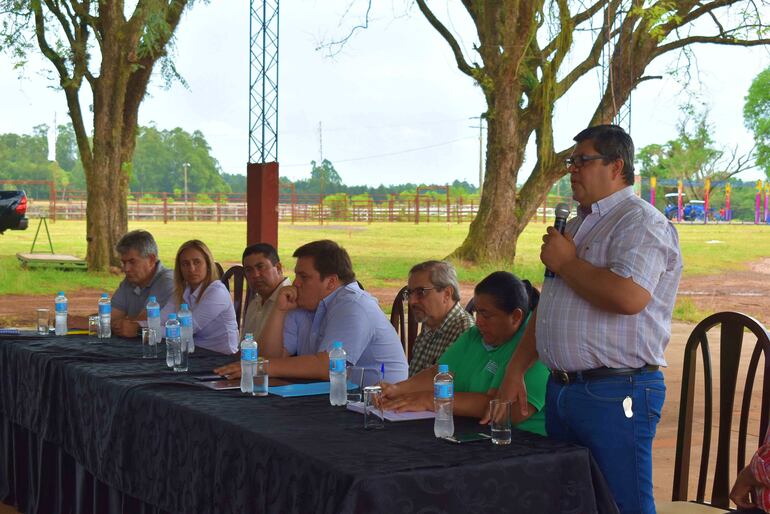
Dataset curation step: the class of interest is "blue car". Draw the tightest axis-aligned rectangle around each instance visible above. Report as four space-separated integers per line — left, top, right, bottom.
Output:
664 194 706 221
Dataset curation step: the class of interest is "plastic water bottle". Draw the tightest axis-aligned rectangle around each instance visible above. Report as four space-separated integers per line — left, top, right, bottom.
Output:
146 296 161 345
329 341 347 406
178 303 194 353
240 333 258 393
98 293 111 339
54 291 68 336
434 364 454 438
165 313 187 372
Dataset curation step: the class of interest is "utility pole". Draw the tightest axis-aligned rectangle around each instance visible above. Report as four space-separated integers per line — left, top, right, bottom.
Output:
318 121 323 161
469 115 486 196
183 162 191 206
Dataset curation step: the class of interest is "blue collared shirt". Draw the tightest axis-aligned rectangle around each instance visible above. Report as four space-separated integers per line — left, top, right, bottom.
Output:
283 282 408 385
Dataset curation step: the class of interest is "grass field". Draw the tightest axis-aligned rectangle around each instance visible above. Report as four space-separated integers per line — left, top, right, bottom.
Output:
1 220 768 297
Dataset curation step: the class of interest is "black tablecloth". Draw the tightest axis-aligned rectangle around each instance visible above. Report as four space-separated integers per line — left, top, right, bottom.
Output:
0 334 618 514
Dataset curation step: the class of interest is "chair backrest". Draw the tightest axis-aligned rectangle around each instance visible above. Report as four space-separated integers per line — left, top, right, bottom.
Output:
390 286 418 361
214 261 225 279
672 311 770 508
220 264 250 330
464 297 476 315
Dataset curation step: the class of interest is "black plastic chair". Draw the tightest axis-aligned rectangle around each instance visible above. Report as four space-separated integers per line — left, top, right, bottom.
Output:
662 312 770 512
220 265 250 330
390 285 418 362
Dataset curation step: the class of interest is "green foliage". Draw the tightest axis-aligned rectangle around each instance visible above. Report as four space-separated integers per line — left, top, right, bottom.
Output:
636 106 737 202
131 126 230 194
744 66 770 179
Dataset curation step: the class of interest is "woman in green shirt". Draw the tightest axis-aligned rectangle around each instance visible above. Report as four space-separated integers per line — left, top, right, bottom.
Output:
380 271 549 435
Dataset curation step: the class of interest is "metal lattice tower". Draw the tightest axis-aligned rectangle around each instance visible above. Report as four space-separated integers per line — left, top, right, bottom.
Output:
249 0 279 163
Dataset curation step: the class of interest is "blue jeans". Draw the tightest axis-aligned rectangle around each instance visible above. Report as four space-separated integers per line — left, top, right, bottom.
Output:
545 370 665 514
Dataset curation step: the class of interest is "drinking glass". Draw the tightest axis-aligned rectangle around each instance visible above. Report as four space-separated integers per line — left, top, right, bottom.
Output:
172 340 188 372
253 359 269 396
141 328 157 359
489 399 512 445
363 385 384 430
346 365 364 403
36 309 49 335
88 316 100 339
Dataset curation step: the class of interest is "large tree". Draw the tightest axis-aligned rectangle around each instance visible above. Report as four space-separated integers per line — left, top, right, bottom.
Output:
745 65 770 180
412 1 770 263
0 1 193 270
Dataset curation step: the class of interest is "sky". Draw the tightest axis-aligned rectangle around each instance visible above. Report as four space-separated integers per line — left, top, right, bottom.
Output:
1 1 768 187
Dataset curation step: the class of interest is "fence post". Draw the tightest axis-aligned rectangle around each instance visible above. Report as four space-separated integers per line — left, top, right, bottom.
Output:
446 188 450 223
217 193 222 223
542 195 547 223
50 181 56 223
163 193 168 224
415 194 420 225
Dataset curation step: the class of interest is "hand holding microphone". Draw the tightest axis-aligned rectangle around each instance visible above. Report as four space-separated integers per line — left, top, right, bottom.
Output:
543 203 572 278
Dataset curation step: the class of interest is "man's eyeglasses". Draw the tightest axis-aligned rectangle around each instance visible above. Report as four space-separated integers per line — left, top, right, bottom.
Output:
564 154 608 169
403 287 435 300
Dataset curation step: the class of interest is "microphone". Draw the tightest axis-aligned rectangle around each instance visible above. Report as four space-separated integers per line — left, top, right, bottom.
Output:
544 203 571 278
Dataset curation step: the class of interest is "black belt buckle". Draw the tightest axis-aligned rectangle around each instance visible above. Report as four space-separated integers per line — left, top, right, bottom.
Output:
554 370 570 385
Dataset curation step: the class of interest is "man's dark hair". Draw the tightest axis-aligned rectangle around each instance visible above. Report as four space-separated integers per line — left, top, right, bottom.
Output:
474 271 532 316
242 243 280 265
293 240 356 284
573 124 635 186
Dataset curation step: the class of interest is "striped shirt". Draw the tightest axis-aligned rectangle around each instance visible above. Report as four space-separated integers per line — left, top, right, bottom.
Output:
751 427 770 512
536 186 682 372
408 302 474 376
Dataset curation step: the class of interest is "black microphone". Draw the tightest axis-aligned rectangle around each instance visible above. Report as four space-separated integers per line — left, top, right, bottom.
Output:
544 203 571 278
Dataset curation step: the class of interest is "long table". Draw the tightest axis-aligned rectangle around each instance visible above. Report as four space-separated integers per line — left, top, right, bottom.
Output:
0 334 618 514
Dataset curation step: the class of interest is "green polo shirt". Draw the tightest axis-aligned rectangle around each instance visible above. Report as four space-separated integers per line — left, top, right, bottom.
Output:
438 322 549 436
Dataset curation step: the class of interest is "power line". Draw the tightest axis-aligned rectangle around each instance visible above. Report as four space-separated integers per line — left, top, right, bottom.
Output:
282 136 476 168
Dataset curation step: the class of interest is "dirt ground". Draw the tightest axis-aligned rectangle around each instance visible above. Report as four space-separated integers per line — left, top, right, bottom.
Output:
1 260 770 506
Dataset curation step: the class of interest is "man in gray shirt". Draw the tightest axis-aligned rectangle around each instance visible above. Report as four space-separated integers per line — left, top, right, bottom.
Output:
71 230 174 337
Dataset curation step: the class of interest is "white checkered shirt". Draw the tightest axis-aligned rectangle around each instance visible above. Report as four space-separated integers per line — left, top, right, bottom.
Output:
536 187 683 372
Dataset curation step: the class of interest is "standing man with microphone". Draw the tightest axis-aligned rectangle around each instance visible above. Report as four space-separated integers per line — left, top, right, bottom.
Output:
490 125 682 513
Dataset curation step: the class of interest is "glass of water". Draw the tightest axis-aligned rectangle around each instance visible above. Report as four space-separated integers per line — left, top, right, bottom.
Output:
36 309 49 335
489 399 512 445
346 365 364 403
253 359 269 396
172 340 188 372
88 316 100 339
141 328 157 359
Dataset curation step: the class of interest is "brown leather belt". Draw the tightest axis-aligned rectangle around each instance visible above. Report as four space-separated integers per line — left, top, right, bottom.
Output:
551 365 659 385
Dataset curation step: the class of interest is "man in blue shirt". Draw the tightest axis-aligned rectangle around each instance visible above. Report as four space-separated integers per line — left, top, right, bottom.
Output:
255 239 408 385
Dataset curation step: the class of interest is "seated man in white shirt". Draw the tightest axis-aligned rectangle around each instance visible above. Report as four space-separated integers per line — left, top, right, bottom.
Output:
239 243 291 339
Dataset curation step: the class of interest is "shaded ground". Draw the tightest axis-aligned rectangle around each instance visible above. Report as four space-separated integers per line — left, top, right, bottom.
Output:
1 261 769 507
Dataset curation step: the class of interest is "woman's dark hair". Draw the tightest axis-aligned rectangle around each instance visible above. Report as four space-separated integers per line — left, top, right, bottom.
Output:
474 271 538 316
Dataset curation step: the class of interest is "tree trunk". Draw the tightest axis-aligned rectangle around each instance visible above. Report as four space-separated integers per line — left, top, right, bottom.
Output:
451 92 532 263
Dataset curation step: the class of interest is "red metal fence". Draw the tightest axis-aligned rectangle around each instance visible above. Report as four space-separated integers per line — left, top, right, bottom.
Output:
19 189 569 224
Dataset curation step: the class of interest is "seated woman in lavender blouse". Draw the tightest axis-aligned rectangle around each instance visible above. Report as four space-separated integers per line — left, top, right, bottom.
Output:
160 240 239 354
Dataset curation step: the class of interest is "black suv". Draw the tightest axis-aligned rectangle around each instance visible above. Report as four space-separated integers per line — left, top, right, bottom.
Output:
0 190 29 234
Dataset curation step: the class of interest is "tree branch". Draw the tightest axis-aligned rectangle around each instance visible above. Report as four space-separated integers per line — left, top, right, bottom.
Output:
656 35 770 56
415 0 476 79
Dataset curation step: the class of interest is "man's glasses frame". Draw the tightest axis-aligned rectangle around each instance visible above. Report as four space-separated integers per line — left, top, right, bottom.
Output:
564 154 609 169
403 287 436 300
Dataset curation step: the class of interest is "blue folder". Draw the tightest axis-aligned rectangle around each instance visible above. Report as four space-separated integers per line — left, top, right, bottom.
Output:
268 382 331 397
267 381 359 397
